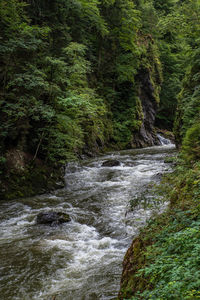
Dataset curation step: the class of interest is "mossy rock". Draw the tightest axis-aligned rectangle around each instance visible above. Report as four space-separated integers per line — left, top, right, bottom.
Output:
0 164 65 201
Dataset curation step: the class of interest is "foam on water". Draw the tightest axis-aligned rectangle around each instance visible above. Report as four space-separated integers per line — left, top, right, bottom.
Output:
157 134 172 145
0 144 176 300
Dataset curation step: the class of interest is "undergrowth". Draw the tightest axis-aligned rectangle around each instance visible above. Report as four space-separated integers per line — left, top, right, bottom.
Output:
119 156 200 300
132 212 200 299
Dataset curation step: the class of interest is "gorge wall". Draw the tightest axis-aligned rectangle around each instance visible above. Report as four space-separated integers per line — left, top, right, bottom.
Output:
0 0 164 199
132 69 161 148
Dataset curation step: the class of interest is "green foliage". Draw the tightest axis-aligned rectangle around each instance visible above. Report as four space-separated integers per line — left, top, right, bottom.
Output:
78 0 109 36
2 0 198 169
112 93 144 148
174 44 200 146
135 217 200 300
0 0 183 184
0 1 111 164
63 42 90 90
141 40 163 104
117 0 141 52
137 0 158 35
182 123 200 164
2 1 200 297
153 0 177 15
0 0 198 184
119 4 200 288
155 38 183 129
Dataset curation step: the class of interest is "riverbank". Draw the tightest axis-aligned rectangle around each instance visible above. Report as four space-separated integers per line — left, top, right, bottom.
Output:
118 155 200 299
0 164 65 201
0 149 65 200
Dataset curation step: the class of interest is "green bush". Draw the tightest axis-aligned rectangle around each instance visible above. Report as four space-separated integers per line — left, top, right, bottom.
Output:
182 123 200 164
133 215 200 300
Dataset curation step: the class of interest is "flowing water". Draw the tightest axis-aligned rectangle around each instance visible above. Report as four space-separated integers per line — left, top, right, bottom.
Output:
0 144 176 300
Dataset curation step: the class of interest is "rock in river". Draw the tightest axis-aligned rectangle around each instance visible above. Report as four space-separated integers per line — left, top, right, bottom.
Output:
36 211 70 226
102 160 120 167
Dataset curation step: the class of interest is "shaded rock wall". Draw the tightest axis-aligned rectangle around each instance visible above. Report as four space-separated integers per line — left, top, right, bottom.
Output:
132 70 161 148
0 149 64 200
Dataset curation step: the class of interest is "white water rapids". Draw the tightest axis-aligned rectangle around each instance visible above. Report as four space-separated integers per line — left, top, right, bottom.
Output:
0 144 175 300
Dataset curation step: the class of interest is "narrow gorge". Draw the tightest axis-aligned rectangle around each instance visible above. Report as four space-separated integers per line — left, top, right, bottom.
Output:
0 0 200 299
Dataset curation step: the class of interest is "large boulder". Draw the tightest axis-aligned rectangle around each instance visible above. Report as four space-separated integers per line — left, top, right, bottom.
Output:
102 160 120 167
36 211 70 226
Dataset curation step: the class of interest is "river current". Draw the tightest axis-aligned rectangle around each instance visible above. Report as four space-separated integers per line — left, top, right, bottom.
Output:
0 144 175 300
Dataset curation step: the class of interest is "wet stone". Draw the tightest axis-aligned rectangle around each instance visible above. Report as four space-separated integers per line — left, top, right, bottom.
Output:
102 160 120 167
36 211 70 226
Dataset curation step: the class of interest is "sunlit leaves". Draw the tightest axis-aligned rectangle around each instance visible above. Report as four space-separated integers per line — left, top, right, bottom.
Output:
78 0 109 36
117 0 141 51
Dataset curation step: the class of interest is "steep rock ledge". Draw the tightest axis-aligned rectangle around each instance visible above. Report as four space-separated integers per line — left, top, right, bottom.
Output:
131 37 163 148
118 235 150 299
0 149 64 200
132 69 161 148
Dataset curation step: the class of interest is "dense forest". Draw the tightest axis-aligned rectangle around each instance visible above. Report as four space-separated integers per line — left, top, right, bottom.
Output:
0 0 178 198
0 0 200 298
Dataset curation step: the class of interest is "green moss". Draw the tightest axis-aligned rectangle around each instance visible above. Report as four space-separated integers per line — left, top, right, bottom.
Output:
0 164 64 201
140 39 163 105
174 47 200 147
181 123 200 164
119 235 152 299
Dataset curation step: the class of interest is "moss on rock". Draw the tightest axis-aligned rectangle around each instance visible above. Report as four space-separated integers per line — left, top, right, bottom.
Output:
0 150 65 200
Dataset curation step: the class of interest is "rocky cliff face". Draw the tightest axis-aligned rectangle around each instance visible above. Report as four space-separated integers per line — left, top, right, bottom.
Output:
0 149 65 200
131 69 161 148
118 236 147 299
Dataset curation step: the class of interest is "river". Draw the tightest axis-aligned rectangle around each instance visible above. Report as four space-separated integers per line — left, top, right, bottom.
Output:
0 143 175 300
